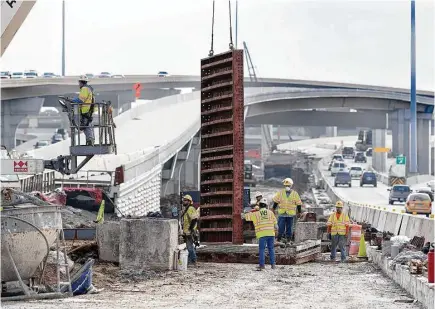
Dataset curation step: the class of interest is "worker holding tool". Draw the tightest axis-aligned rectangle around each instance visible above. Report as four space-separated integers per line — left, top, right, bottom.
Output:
327 201 350 262
272 178 302 242
181 194 199 267
243 198 277 270
71 75 95 146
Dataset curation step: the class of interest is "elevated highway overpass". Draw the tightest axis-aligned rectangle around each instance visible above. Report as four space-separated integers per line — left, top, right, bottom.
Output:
22 85 434 216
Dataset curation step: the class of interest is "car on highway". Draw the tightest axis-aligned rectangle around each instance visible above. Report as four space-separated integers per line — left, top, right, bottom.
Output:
43 72 56 78
365 148 373 157
157 71 169 77
415 188 434 202
334 171 352 187
342 147 355 159
34 140 50 149
427 180 435 192
354 152 367 163
98 72 112 78
51 133 63 144
112 74 125 78
388 185 411 204
349 166 363 178
1 71 11 79
332 154 344 162
330 161 346 176
55 128 68 139
24 70 38 78
360 171 377 187
85 73 95 78
11 72 25 79
405 192 432 216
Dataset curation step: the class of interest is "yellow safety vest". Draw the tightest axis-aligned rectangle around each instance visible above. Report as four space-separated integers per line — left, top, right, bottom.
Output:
272 189 301 216
327 212 350 236
244 208 277 239
183 205 199 235
79 86 94 114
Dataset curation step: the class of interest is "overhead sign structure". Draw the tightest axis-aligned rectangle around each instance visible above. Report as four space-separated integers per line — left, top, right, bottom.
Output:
374 147 390 153
1 159 44 175
396 156 406 165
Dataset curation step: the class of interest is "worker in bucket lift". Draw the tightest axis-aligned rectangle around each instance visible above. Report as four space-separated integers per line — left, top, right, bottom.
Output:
242 198 277 270
272 178 302 242
71 75 95 146
327 201 350 262
181 194 199 267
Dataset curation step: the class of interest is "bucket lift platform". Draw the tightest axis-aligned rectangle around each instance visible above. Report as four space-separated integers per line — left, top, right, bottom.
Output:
44 96 117 175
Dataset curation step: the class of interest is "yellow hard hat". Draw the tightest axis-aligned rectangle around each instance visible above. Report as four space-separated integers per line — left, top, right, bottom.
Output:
283 178 293 186
183 195 193 202
335 201 344 208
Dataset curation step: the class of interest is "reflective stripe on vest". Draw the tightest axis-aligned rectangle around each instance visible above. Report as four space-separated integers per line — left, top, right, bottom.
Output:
275 190 299 215
252 209 275 238
329 212 349 236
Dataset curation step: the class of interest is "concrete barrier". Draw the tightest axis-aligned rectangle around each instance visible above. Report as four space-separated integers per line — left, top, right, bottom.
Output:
367 246 434 309
96 221 120 263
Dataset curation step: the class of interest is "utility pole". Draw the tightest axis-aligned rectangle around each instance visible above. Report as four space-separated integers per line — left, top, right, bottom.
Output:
409 0 417 174
62 0 65 76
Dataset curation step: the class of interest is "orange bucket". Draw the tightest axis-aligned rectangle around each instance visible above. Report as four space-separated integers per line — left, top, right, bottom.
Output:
349 224 362 255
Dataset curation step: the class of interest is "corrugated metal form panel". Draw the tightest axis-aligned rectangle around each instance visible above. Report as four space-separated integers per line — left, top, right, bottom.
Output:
199 49 244 244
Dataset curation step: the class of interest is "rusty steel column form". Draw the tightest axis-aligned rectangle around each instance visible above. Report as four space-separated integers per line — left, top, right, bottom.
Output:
199 49 244 244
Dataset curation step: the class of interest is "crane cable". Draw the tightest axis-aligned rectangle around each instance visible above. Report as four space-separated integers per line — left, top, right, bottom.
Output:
228 0 234 50
208 0 215 57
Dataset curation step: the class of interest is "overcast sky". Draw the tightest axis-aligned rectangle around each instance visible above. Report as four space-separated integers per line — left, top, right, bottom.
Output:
2 0 434 90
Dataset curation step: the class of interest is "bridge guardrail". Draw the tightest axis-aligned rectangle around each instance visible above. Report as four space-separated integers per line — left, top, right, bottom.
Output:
317 155 434 242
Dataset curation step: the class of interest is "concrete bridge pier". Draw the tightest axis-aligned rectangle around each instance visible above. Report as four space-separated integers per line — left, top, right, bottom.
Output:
417 118 432 175
325 126 338 137
1 97 44 149
372 129 387 173
161 133 200 196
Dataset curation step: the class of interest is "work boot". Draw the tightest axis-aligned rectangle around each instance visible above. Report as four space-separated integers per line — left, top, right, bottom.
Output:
271 265 276 270
86 139 95 146
255 266 265 271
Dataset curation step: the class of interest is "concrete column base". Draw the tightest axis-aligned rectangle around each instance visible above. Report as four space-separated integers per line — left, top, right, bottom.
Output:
119 218 178 271
96 221 120 263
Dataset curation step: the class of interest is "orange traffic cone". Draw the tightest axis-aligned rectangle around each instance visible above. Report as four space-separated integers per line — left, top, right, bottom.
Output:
357 233 367 259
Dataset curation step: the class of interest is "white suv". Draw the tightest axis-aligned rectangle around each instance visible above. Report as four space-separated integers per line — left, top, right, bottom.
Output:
331 161 347 176
349 166 363 178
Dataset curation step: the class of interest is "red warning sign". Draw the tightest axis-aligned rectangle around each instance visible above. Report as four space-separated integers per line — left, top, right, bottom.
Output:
14 161 28 172
133 83 142 99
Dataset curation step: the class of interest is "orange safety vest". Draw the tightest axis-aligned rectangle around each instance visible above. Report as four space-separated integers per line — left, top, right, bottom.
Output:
327 212 350 236
244 208 277 239
272 189 301 216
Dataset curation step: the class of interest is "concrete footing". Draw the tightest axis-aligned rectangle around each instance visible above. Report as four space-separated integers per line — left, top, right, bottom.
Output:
96 221 120 263
367 245 434 309
119 218 178 271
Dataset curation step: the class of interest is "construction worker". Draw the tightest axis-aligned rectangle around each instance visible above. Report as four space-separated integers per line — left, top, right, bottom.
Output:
243 198 277 270
327 201 350 262
251 191 263 211
181 194 199 266
272 178 302 242
71 75 95 146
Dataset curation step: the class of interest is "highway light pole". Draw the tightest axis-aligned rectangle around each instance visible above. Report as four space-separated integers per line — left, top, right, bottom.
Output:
62 0 65 76
409 0 417 174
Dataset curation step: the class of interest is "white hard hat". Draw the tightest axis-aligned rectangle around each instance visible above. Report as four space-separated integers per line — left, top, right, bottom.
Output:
255 191 263 198
260 197 268 204
78 75 89 82
283 178 293 186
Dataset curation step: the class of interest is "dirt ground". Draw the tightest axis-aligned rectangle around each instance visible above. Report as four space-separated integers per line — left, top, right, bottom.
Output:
2 261 423 309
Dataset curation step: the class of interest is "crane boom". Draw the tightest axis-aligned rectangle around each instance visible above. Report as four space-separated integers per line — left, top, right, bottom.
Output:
242 41 258 82
1 0 36 56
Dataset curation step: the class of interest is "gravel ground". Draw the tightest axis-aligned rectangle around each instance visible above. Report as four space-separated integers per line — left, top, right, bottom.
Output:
2 262 422 309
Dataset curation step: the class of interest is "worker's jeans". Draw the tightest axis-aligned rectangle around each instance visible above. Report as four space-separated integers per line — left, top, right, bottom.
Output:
186 236 197 263
259 236 275 267
78 114 94 143
330 234 347 262
278 215 294 239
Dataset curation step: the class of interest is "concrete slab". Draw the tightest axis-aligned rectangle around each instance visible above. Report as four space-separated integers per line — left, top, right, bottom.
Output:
377 211 387 232
419 218 434 242
383 212 397 235
404 216 424 239
399 215 409 236
294 222 325 243
96 221 120 263
393 214 402 235
305 207 324 217
372 209 381 228
119 218 178 271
